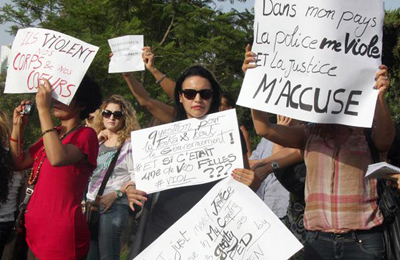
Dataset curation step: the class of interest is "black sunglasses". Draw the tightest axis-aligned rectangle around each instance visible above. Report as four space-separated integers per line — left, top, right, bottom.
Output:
102 110 124 119
181 89 213 100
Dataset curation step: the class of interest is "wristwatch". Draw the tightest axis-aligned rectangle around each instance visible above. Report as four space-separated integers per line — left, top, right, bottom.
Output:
115 189 123 198
271 161 280 170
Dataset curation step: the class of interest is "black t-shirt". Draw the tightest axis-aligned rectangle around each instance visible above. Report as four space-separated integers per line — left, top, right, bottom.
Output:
142 128 248 249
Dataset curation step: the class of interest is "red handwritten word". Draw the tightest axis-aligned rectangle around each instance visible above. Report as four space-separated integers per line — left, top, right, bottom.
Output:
27 70 76 98
20 31 40 46
13 53 43 71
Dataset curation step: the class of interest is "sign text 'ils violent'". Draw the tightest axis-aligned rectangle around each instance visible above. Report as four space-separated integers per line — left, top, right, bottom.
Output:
237 0 384 127
131 109 244 194
4 28 99 105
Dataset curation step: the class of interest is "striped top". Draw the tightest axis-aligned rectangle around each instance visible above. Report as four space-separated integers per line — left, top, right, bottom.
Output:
303 127 383 232
86 140 134 201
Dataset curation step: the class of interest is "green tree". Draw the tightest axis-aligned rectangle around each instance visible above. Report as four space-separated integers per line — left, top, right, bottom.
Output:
0 0 255 146
383 9 400 123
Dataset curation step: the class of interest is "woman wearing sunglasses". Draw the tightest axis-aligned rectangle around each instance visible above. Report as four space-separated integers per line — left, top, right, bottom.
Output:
122 65 258 252
86 95 145 260
9 77 102 260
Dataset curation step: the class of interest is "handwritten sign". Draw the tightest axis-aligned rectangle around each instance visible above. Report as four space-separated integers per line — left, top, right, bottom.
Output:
108 35 144 73
131 109 243 194
4 28 99 105
237 0 384 127
134 178 303 260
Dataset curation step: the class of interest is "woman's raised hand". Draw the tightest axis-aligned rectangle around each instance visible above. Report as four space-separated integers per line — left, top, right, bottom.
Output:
142 46 156 73
277 115 293 126
36 79 53 113
375 65 390 95
13 100 32 128
98 129 110 142
242 44 257 74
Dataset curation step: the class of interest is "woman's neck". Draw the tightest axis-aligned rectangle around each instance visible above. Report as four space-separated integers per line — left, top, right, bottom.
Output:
59 117 82 136
104 130 120 146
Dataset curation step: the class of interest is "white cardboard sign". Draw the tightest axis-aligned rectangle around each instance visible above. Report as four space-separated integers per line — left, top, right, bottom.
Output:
4 28 99 105
108 35 145 73
237 0 384 127
134 178 303 260
131 109 244 194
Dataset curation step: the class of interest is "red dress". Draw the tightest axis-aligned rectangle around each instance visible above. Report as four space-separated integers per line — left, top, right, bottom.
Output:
26 127 98 260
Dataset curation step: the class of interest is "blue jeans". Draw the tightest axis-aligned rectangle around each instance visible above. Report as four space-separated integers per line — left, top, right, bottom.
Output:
87 202 130 260
304 226 385 260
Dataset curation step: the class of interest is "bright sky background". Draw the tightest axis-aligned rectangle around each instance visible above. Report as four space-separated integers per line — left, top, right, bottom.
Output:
0 0 399 47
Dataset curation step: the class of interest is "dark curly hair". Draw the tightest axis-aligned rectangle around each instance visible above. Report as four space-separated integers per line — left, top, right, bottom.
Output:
73 76 103 120
0 111 14 205
173 65 222 121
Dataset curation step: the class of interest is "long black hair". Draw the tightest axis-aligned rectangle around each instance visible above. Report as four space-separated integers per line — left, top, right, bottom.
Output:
173 65 222 121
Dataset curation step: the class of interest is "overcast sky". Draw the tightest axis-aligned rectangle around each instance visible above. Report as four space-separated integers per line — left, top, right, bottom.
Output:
1 0 399 47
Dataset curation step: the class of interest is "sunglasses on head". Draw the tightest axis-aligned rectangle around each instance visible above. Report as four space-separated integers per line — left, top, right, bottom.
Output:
181 89 213 100
102 110 124 119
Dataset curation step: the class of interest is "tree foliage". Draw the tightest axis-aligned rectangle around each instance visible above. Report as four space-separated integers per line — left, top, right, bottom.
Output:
383 9 400 122
1 2 400 148
0 0 254 146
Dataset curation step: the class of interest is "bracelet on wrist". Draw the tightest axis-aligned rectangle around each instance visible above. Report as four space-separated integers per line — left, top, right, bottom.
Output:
156 74 167 85
10 137 23 144
41 127 57 136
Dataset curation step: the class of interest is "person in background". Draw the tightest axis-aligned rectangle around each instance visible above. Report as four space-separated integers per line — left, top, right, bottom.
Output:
219 92 252 159
10 76 102 260
0 111 21 257
85 112 97 128
86 95 144 260
248 116 293 223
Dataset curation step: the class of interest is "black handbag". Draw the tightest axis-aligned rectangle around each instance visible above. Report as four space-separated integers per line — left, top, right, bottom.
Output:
85 146 122 234
366 128 400 260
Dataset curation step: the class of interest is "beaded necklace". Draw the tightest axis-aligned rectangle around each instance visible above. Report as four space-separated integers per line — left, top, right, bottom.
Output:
28 124 82 185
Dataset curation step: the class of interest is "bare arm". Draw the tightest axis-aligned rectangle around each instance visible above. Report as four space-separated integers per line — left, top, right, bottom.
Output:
37 80 86 167
242 45 305 148
142 46 176 100
123 73 175 123
252 147 303 181
372 65 395 152
251 109 305 149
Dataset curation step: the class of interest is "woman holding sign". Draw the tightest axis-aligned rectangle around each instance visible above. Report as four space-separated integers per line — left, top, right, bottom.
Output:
86 95 145 260
9 77 102 260
123 65 258 251
244 45 394 259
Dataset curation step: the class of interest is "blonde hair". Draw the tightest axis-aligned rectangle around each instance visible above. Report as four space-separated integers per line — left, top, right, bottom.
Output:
93 95 140 145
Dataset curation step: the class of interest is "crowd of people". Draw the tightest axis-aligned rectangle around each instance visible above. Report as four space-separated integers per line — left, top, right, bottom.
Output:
0 42 399 260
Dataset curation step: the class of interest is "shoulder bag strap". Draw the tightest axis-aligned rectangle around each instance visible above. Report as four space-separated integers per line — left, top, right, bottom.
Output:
95 145 123 199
